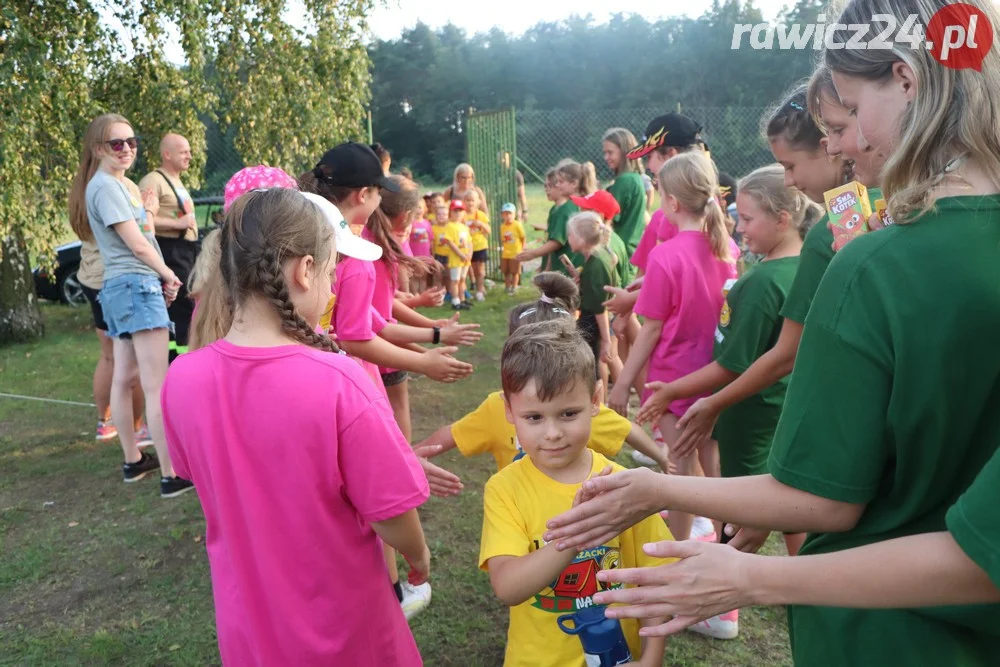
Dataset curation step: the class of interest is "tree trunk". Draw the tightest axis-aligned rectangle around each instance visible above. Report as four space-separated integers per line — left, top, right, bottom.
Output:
0 233 45 344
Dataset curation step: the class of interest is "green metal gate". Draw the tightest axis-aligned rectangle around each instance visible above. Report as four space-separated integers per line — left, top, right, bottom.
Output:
466 107 518 279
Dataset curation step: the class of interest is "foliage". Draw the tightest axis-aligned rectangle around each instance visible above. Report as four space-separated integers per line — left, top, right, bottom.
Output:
369 0 827 181
213 0 374 177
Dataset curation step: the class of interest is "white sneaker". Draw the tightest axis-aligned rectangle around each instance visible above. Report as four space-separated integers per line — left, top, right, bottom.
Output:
631 449 659 466
476 291 485 301
691 516 716 540
400 581 432 620
687 609 739 640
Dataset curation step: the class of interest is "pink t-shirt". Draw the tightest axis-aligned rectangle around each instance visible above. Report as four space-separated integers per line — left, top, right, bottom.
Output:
408 219 433 258
334 259 389 387
361 228 400 375
634 231 739 416
630 209 679 272
162 341 429 667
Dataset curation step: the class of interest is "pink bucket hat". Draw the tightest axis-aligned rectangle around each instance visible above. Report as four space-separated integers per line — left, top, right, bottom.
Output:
223 165 299 212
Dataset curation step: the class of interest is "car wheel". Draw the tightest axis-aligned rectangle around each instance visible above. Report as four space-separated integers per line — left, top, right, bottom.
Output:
60 269 88 307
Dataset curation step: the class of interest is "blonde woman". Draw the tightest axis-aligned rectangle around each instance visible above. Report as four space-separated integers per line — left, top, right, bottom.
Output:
442 163 488 216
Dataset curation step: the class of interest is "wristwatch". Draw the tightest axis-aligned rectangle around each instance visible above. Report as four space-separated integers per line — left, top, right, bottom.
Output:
433 327 441 344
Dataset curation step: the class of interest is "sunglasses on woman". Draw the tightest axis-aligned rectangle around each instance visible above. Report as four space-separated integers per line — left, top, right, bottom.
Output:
105 136 139 152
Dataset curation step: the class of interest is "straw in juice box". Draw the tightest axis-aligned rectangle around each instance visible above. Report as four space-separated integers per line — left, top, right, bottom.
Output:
825 182 873 252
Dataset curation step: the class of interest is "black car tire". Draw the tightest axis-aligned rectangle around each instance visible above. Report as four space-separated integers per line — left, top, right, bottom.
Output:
59 267 88 307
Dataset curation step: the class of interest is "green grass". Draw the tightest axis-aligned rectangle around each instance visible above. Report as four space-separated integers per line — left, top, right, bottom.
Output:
0 301 791 666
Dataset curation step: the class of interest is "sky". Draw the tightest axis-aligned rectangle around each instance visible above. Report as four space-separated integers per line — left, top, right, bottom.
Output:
368 0 791 40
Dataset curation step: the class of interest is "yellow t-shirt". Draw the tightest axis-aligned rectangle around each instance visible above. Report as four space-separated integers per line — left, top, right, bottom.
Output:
479 452 674 667
468 210 491 252
451 222 473 269
501 220 526 259
451 392 631 471
432 222 450 258
319 295 336 332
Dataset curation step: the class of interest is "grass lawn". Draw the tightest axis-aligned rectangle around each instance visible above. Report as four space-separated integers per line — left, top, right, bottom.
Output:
1 298 791 666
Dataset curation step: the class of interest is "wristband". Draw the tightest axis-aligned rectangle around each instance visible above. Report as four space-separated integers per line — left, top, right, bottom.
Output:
433 326 441 344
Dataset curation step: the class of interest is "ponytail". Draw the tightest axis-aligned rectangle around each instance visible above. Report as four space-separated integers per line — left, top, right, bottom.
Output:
568 211 618 266
507 271 580 334
580 162 598 195
738 164 825 241
555 160 597 196
658 152 732 263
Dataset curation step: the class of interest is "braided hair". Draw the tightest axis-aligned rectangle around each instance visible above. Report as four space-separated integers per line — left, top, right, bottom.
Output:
220 188 338 354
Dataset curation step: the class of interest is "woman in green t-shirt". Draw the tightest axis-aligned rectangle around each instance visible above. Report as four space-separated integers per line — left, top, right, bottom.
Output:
544 1 1000 664
602 127 648 259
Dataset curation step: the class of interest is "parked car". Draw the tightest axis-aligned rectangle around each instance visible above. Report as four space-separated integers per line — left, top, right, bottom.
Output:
33 196 224 306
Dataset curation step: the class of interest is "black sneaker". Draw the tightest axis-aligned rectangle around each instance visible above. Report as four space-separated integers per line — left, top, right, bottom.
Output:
451 302 470 311
123 451 160 483
160 476 195 499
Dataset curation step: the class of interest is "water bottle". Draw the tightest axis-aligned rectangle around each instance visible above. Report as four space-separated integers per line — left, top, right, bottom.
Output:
557 605 633 667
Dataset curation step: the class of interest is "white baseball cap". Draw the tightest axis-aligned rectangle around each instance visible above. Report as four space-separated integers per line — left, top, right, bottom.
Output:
300 192 382 262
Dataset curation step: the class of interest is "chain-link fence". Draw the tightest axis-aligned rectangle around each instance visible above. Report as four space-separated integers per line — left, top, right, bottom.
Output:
516 107 773 185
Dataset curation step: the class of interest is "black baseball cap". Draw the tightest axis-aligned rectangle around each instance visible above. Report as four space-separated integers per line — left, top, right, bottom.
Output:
312 142 400 192
627 113 703 160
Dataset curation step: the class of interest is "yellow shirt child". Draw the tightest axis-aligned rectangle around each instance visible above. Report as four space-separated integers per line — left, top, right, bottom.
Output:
468 209 491 253
501 219 527 259
480 452 672 667
432 220 450 260
445 221 469 269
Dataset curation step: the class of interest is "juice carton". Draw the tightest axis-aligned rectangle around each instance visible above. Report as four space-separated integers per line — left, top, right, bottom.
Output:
824 182 872 252
873 198 895 228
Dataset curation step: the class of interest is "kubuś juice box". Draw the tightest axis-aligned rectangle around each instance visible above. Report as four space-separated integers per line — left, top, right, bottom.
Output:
825 182 873 251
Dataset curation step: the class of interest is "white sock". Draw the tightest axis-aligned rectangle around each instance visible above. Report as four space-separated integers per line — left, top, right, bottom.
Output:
452 297 461 305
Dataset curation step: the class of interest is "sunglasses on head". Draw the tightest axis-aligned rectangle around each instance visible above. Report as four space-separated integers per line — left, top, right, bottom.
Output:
105 136 139 152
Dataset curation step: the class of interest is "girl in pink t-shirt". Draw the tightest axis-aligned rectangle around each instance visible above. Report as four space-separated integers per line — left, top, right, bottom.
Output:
301 148 480 617
608 152 738 541
162 188 431 666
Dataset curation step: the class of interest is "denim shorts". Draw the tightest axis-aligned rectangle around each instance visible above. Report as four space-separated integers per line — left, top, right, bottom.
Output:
99 274 173 339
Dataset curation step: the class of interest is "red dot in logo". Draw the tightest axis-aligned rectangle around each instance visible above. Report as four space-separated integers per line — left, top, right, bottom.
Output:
927 3 993 71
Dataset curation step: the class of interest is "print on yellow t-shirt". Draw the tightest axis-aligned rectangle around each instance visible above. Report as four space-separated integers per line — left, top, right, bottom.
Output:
501 220 527 259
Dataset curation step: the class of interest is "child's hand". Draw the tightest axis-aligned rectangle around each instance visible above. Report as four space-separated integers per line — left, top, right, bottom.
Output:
422 346 474 383
404 545 431 586
600 339 613 365
418 457 463 497
724 524 771 554
607 384 630 418
440 313 483 346
636 381 673 426
417 287 446 307
602 286 636 317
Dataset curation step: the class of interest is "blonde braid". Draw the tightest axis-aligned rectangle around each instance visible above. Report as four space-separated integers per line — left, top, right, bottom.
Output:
256 245 339 354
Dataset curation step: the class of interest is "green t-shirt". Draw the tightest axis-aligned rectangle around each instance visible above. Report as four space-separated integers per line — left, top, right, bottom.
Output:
608 230 636 287
779 212 833 324
606 172 646 255
947 448 1000 588
768 195 1000 666
546 200 582 276
579 247 618 315
712 256 799 478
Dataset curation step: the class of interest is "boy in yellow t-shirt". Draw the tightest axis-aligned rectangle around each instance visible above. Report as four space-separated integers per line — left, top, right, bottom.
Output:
443 199 471 310
479 320 671 667
463 190 491 302
499 202 526 295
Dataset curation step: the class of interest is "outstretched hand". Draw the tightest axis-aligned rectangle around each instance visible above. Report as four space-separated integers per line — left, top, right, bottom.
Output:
588 540 750 637
544 467 663 551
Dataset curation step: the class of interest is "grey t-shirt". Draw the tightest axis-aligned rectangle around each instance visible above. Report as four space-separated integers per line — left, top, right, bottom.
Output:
85 170 162 282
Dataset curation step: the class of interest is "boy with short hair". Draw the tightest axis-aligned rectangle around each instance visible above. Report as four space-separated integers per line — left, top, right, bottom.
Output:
479 320 671 667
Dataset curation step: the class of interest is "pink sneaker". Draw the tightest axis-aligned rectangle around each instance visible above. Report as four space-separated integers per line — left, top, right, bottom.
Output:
135 425 154 448
96 420 118 441
687 609 739 640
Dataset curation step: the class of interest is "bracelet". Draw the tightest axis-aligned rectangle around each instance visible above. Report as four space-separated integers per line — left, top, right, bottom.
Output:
432 327 441 344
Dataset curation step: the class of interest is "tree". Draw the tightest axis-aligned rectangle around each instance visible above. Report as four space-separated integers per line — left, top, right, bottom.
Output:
0 0 376 344
214 0 375 176
0 1 107 342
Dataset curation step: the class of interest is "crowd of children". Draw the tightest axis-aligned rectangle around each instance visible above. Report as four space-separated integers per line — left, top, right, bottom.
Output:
73 0 1000 663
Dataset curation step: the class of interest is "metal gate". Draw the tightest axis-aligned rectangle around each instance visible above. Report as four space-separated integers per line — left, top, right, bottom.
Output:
466 107 518 279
